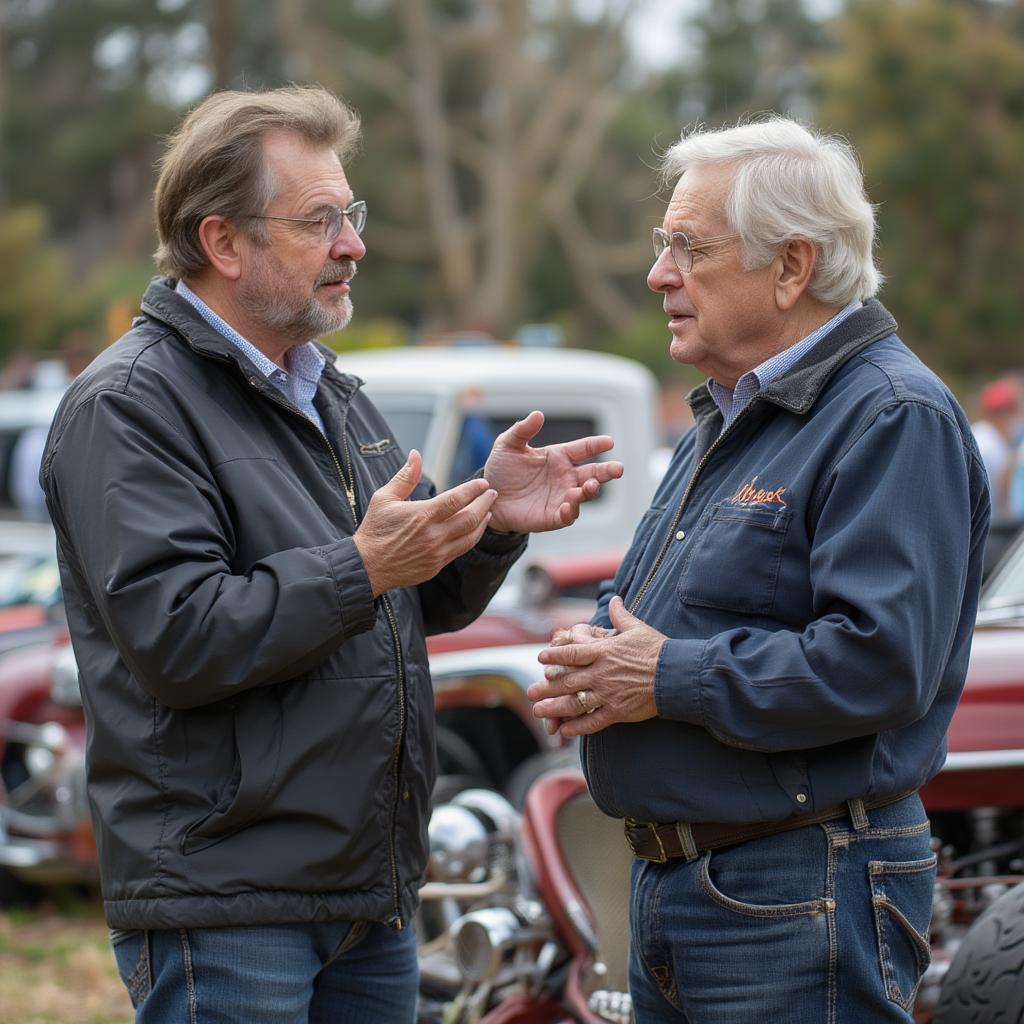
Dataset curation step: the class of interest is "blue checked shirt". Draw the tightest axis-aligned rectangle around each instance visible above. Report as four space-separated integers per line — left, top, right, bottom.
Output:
176 281 327 434
709 301 861 430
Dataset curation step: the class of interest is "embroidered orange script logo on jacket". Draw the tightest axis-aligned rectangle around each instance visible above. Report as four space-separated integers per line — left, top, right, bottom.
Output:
727 476 789 510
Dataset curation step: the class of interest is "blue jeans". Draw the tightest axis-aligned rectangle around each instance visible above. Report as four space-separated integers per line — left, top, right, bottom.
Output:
111 919 418 1023
629 793 935 1023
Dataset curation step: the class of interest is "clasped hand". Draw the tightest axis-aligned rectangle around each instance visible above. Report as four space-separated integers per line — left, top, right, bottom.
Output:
526 596 665 737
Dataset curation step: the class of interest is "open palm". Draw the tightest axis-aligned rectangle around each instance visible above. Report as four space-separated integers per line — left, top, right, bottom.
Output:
483 411 624 534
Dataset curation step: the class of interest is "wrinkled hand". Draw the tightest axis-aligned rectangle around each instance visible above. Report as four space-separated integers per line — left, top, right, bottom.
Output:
483 411 624 534
354 450 497 596
527 597 665 737
540 622 618 735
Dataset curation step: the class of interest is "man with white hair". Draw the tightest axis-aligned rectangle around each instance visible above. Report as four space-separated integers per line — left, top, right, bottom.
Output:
529 117 990 1021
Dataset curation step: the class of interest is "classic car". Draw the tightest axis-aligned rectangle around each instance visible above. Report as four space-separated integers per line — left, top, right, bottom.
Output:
2 532 1024 1020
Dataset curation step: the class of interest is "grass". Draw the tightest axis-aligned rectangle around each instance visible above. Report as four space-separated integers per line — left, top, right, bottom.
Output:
0 898 132 1024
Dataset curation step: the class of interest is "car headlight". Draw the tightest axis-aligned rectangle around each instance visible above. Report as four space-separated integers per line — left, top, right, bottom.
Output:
427 804 491 882
23 721 68 778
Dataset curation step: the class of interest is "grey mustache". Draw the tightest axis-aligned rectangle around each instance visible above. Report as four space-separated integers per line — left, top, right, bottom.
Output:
317 260 357 286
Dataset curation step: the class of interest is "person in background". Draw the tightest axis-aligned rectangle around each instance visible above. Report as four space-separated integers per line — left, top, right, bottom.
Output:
971 377 1022 517
40 85 622 1024
8 334 95 521
451 387 496 482
528 116 989 1022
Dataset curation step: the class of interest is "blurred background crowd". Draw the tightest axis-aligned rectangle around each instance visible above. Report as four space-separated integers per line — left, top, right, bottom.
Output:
0 0 1022 525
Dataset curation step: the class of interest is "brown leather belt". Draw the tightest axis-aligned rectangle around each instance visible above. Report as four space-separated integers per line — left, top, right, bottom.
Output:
624 790 918 863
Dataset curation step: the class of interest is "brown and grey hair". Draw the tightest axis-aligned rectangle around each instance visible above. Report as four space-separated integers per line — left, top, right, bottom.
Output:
153 85 361 279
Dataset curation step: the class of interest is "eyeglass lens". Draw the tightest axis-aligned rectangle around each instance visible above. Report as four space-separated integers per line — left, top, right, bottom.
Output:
325 202 367 243
652 229 692 273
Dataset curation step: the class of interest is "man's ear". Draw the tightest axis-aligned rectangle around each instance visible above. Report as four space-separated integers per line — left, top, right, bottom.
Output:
775 238 817 311
197 215 244 282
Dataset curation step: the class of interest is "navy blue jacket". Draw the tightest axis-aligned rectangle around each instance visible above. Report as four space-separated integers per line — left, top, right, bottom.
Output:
583 301 990 824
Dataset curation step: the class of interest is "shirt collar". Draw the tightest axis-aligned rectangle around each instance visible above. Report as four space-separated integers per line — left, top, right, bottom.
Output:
174 280 325 383
709 300 862 425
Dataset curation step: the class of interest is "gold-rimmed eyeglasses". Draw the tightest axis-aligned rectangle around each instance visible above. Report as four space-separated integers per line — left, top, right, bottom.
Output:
652 227 739 274
248 200 367 244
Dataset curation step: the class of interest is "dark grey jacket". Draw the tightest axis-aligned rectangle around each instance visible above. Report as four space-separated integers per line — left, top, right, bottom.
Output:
41 278 525 930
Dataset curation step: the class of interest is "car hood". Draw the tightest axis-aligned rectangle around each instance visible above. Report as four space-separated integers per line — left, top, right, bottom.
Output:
948 624 1024 753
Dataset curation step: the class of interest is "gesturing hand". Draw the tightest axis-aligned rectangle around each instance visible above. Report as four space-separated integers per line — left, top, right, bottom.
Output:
483 411 624 534
354 450 497 596
527 597 665 737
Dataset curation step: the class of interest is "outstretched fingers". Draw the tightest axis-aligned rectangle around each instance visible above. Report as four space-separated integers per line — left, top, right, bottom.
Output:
430 477 493 520
559 434 615 463
576 460 624 485
494 410 545 450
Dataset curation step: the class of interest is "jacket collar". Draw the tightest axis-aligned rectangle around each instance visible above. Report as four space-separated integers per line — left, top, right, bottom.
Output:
687 298 898 425
139 276 363 399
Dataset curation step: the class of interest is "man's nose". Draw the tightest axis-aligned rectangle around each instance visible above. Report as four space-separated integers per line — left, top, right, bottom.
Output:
647 247 682 293
329 219 366 262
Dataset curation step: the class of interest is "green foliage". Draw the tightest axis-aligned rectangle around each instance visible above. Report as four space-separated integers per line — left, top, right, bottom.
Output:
3 0 190 231
323 317 409 352
816 0 1024 377
2 0 1023 388
0 207 68 358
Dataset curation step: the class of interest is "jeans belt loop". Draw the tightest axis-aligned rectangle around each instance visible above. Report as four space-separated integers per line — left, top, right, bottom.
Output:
847 797 869 831
675 822 699 862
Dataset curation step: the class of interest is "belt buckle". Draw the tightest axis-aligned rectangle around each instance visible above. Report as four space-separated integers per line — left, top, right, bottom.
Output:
625 818 668 863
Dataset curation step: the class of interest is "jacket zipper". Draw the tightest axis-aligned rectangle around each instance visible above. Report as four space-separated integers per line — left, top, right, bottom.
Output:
586 403 758 806
246 375 406 927
629 402 758 616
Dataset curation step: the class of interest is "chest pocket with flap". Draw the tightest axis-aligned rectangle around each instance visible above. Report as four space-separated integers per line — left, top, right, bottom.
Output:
677 501 792 615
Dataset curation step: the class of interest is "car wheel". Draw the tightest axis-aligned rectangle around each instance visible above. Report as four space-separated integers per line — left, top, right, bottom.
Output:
934 880 1024 1022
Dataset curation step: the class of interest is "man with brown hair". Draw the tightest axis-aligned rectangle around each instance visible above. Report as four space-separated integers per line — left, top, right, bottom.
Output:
40 85 621 1023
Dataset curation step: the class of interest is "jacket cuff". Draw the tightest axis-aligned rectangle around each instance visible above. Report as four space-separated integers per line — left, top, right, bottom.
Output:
654 638 707 723
320 538 377 637
471 527 529 559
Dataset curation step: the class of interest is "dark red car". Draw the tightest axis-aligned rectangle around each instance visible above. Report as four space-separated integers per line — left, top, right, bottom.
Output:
2 538 1024 1020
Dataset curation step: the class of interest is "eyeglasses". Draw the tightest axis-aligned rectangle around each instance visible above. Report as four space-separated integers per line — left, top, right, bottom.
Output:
248 200 367 244
652 227 739 274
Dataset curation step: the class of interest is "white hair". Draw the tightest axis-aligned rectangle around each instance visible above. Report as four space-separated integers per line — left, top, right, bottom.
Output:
661 116 883 305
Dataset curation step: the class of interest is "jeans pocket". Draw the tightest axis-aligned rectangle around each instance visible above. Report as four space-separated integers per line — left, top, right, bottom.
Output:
699 851 830 918
868 855 937 1010
111 929 152 1008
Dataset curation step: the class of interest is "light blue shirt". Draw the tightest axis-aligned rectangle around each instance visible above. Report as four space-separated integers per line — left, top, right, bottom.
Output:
709 301 861 430
176 281 327 434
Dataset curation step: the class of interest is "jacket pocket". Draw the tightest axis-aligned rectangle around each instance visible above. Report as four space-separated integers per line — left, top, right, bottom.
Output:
677 502 791 615
180 691 283 855
869 855 937 1010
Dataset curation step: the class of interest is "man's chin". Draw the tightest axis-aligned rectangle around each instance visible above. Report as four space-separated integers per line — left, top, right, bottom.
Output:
322 296 353 333
306 296 353 337
669 335 697 366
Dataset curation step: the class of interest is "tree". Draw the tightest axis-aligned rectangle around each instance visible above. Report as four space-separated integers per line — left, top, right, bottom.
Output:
668 0 829 126
816 0 1024 378
0 206 67 358
270 0 674 338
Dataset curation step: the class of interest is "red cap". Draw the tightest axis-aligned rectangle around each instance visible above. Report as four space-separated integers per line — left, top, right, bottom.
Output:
980 378 1020 415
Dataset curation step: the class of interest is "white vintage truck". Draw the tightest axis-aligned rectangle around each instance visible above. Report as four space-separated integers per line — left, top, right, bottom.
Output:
336 345 663 604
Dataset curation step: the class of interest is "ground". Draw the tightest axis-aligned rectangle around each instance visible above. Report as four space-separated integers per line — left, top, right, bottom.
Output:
0 899 131 1024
